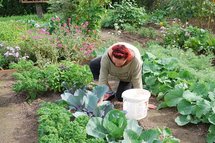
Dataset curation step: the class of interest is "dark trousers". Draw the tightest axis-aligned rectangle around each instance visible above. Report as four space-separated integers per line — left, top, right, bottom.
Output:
89 57 132 101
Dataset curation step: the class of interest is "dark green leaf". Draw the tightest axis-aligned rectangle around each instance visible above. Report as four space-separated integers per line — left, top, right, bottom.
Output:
190 82 208 97
86 117 107 138
164 88 184 107
157 102 168 110
195 99 211 118
206 132 215 143
179 70 194 80
103 110 127 139
177 99 193 115
140 129 160 143
183 90 202 102
208 114 215 125
145 76 157 86
175 115 191 126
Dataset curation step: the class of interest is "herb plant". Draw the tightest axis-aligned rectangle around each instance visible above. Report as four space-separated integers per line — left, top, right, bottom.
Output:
44 61 93 92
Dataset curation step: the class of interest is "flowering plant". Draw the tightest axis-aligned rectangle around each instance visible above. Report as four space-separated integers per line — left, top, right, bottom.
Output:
21 17 99 66
0 43 29 69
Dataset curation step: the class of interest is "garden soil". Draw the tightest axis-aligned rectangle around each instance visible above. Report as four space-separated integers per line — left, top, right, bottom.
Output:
0 30 208 143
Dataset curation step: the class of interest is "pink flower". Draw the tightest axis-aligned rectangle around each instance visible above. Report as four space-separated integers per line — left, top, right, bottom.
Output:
63 23 67 27
56 17 60 21
57 43 63 48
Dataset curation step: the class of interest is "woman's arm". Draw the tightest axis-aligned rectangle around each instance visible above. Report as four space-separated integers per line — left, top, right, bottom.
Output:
131 59 143 89
99 54 109 86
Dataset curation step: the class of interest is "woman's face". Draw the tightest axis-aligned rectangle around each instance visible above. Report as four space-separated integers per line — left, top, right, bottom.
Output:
112 57 127 67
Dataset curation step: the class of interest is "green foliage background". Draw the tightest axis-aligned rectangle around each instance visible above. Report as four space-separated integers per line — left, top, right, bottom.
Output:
0 0 49 16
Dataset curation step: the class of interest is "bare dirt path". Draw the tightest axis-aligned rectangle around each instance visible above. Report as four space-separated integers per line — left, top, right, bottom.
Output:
0 70 38 143
0 29 209 143
0 70 59 143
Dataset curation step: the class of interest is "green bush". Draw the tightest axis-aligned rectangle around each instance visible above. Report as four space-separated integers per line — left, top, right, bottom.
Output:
11 60 93 99
163 25 215 55
102 0 148 29
145 43 215 82
48 0 110 31
0 21 28 45
122 24 137 34
20 21 99 66
153 0 215 23
11 60 47 101
0 0 48 16
139 27 157 38
0 43 31 69
44 61 93 92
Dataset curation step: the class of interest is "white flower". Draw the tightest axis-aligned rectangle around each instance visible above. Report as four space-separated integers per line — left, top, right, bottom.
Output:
117 30 121 35
4 51 9 57
15 52 19 58
185 32 190 37
15 46 20 51
35 23 40 28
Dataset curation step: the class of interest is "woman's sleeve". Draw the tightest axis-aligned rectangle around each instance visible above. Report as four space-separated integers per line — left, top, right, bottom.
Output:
131 59 143 89
99 54 109 86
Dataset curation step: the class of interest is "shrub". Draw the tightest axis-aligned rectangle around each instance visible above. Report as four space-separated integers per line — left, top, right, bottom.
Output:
139 27 157 38
48 0 110 31
20 20 98 66
44 61 93 92
11 60 47 101
163 25 215 55
0 21 28 45
102 0 148 29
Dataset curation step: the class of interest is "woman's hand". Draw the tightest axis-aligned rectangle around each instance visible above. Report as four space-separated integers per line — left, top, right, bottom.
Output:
103 93 112 100
97 93 113 106
148 104 157 109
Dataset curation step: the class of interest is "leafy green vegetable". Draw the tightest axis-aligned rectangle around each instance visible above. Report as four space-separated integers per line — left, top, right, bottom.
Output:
103 110 127 140
61 85 114 117
175 115 191 126
86 117 108 139
207 125 215 143
164 88 183 107
177 99 193 115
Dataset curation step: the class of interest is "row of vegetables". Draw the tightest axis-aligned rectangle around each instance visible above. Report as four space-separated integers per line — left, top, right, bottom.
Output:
37 84 180 143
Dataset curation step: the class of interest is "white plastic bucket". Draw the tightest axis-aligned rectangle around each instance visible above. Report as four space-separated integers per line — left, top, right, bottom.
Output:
122 89 151 120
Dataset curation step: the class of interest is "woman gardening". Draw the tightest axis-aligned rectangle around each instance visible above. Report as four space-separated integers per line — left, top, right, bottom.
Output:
89 42 156 109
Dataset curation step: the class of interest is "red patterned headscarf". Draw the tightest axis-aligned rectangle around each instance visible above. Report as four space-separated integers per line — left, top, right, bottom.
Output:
112 45 132 60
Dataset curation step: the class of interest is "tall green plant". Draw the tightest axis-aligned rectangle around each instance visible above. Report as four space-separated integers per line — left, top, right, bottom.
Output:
110 0 147 29
44 61 93 92
11 60 47 101
48 0 110 31
163 0 215 23
0 21 28 45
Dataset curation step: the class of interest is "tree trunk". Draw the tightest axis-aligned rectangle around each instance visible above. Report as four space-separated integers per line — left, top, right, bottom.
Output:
36 4 43 18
